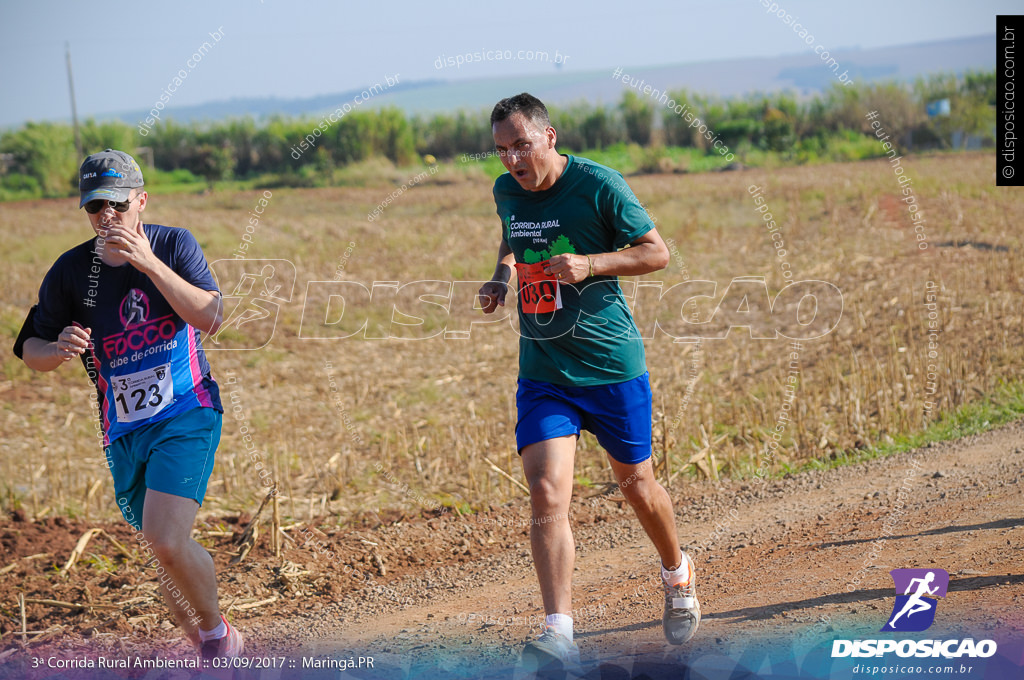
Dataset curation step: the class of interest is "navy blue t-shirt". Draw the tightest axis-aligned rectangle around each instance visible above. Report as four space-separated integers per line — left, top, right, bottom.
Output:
33 224 223 444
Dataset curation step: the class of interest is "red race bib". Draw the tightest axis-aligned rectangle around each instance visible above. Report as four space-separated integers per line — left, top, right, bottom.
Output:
515 261 563 314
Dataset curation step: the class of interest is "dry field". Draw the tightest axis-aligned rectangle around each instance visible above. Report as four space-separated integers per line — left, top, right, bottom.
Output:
1 151 1020 528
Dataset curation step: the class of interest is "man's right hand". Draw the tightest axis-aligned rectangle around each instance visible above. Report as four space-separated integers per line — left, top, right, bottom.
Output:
22 324 92 372
478 281 508 314
55 324 92 361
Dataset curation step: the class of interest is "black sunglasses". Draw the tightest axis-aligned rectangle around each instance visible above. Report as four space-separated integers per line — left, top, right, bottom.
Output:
84 195 137 214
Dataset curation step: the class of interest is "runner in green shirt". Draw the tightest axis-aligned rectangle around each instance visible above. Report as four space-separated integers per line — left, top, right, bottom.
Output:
478 93 700 673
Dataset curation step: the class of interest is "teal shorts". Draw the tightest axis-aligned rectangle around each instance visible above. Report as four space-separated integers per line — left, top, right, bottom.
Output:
104 407 222 530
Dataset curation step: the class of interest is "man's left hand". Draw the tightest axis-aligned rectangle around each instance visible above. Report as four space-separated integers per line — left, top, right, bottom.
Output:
543 254 590 284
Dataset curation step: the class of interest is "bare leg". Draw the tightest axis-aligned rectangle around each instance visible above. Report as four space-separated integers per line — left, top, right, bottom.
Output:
608 457 682 569
141 490 222 641
521 435 577 616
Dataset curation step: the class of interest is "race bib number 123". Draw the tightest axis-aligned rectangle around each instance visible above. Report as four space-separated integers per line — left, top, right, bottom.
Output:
111 363 173 423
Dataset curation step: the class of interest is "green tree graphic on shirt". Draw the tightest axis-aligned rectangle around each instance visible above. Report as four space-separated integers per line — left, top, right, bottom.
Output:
523 235 576 264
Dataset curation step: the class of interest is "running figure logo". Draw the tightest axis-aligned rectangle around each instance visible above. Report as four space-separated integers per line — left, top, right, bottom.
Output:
212 264 281 344
120 289 149 328
881 568 949 632
205 259 296 350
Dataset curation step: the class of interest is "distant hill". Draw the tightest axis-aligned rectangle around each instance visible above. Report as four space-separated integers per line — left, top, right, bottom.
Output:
108 34 992 125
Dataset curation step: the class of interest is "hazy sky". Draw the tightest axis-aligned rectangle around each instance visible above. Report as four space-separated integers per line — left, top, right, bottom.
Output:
0 0 1011 127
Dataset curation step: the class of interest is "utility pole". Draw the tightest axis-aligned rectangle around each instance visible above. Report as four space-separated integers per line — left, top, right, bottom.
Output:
66 42 82 159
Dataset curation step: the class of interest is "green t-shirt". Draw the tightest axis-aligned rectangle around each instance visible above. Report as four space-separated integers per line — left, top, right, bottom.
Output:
493 155 654 386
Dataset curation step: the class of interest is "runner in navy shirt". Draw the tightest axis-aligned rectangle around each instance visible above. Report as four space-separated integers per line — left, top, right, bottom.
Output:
33 223 223 443
16 149 243 660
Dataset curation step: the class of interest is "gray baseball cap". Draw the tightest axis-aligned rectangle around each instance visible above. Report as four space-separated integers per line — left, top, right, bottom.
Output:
79 149 145 207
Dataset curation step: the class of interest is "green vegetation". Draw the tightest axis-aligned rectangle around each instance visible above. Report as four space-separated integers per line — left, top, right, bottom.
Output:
796 381 1024 477
0 71 996 202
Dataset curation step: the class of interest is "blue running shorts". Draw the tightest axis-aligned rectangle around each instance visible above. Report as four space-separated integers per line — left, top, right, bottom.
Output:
104 407 222 529
515 372 653 464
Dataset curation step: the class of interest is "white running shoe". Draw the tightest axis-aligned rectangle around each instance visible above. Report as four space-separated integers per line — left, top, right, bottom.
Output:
662 551 701 645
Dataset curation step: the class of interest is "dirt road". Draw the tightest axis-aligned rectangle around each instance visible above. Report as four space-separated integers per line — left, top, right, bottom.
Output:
2 419 1023 679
